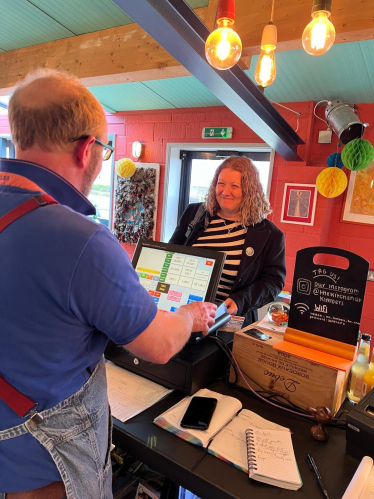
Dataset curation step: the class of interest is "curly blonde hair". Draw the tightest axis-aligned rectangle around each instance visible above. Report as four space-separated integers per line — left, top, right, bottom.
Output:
8 69 106 152
205 156 271 225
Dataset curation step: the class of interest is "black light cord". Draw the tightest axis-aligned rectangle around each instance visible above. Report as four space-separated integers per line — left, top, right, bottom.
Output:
216 336 311 414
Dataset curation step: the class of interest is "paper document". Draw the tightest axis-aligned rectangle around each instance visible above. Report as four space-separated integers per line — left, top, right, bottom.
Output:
342 456 374 499
105 361 173 422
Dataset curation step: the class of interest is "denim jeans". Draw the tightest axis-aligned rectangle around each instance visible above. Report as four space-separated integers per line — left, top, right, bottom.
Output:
0 358 113 499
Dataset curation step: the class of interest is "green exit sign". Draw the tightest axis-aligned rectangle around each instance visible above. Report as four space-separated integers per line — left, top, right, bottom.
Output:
202 127 233 139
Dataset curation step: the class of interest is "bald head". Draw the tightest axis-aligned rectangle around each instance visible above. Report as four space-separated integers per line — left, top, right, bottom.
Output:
9 69 106 152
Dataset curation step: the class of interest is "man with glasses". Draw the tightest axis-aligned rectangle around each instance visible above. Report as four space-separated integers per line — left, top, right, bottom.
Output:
0 70 216 499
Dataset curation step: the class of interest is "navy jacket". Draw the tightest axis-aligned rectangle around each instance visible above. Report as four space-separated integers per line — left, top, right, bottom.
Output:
169 203 286 327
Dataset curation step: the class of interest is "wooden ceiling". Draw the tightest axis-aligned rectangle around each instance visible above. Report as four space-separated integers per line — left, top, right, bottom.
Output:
0 0 373 107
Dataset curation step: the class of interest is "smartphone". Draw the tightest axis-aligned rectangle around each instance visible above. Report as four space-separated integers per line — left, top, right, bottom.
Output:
243 328 271 341
180 396 218 430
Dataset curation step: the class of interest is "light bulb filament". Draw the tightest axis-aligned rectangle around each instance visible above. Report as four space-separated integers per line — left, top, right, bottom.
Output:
254 48 276 88
311 13 328 50
216 29 231 60
259 52 273 84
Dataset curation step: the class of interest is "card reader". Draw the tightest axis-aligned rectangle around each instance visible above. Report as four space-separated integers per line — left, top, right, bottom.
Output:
191 301 231 341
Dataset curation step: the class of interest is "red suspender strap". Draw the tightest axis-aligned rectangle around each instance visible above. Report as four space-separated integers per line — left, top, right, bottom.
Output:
0 192 58 417
0 193 58 234
0 376 37 418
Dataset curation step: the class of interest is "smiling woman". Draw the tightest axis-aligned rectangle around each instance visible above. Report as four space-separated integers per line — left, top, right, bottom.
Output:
169 156 286 327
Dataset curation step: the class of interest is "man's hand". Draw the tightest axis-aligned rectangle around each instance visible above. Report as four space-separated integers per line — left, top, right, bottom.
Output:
126 302 216 364
178 302 217 335
225 297 238 315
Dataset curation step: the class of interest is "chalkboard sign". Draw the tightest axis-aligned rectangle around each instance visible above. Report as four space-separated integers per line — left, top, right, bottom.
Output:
289 247 369 345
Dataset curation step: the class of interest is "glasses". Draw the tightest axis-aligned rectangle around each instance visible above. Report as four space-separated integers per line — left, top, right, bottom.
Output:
70 135 114 161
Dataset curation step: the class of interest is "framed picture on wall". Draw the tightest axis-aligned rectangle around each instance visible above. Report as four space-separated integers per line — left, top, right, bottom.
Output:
113 163 160 244
280 183 317 226
341 161 374 226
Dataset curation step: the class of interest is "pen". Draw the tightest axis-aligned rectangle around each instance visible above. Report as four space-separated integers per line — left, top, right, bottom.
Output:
307 454 330 499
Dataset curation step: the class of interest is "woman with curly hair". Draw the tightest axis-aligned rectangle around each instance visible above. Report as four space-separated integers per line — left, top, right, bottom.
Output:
169 156 286 327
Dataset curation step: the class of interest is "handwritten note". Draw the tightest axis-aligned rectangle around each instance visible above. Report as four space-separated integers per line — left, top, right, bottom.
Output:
208 409 288 471
105 361 172 422
246 427 302 490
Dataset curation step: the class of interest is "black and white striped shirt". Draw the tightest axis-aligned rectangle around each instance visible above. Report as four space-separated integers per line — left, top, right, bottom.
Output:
192 215 247 301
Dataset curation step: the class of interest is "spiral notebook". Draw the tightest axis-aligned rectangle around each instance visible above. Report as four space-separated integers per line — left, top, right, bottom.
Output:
245 427 302 491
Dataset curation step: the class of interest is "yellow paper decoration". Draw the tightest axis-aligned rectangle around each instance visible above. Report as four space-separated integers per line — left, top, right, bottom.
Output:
115 158 136 178
316 167 348 198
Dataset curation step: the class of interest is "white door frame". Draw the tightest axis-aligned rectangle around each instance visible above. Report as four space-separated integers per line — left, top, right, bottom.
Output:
161 142 274 242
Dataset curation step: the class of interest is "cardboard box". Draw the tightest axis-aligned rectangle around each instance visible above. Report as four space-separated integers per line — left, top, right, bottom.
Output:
229 324 350 416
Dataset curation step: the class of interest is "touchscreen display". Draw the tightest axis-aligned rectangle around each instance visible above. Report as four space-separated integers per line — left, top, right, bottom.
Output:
134 246 217 312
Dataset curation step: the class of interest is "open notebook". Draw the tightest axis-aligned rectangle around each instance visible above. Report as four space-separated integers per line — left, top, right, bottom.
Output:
154 388 301 479
245 427 302 491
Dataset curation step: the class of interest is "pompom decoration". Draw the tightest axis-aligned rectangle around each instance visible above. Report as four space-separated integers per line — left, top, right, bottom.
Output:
327 152 343 169
316 167 348 198
341 138 374 171
115 158 136 178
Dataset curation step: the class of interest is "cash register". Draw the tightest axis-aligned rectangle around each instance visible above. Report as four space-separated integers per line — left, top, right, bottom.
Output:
105 239 232 395
346 389 374 460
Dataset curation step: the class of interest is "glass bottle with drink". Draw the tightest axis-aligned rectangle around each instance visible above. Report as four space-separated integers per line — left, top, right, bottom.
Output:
363 346 374 397
348 333 371 403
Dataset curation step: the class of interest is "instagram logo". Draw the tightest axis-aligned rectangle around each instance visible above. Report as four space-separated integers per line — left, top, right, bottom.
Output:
297 278 311 295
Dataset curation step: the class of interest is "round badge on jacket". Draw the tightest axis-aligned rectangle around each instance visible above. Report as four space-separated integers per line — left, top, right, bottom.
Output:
246 247 254 257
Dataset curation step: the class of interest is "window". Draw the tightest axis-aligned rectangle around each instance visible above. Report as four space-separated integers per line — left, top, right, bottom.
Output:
0 96 9 116
162 143 274 242
87 134 115 229
0 137 15 159
178 150 272 219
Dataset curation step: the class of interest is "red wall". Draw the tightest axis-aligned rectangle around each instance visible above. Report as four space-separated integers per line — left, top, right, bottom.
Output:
2 103 373 333
107 103 374 334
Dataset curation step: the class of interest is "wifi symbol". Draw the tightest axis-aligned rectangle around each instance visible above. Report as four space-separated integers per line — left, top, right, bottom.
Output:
295 303 310 315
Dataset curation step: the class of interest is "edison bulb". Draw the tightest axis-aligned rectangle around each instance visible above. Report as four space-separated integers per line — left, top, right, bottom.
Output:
302 11 335 55
205 26 242 70
254 48 276 87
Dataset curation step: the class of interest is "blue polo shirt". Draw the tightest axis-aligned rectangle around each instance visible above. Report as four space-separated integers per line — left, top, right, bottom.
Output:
0 159 157 492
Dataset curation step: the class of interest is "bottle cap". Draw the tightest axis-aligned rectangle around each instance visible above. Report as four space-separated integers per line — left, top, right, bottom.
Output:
362 334 371 341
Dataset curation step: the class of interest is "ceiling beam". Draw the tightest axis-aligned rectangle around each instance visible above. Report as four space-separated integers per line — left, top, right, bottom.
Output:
0 0 372 95
110 0 304 161
0 7 207 96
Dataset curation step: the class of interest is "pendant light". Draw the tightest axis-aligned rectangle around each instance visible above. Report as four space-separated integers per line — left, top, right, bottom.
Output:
302 0 336 56
205 0 242 70
254 0 277 88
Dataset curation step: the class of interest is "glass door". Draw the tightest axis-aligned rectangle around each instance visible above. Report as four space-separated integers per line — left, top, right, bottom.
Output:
178 150 272 218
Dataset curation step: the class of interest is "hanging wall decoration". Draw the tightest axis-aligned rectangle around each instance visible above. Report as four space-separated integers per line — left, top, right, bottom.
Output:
115 157 137 178
341 138 374 172
113 163 160 244
316 167 347 198
327 152 343 169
